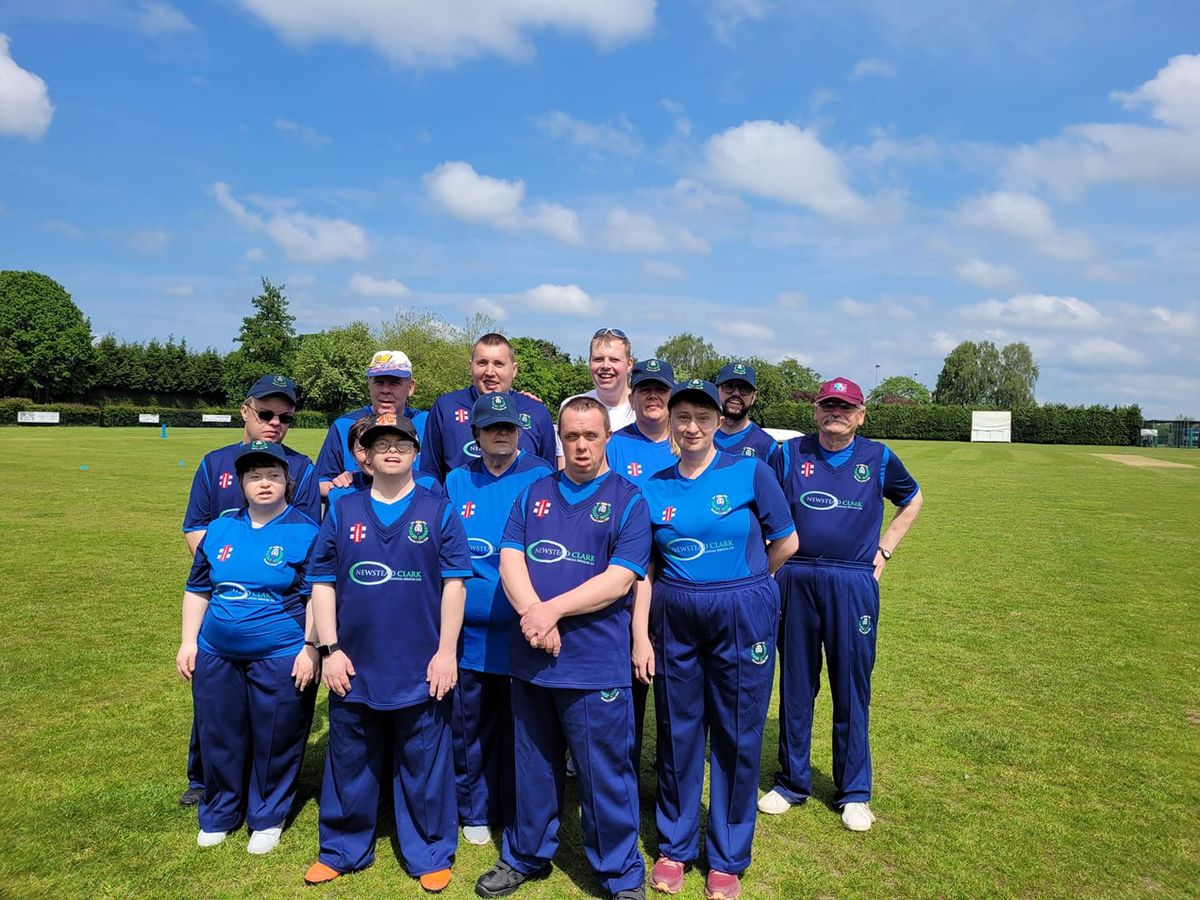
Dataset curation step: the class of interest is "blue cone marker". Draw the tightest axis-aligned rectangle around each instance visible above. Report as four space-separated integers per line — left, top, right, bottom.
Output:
178 460 187 467
80 465 90 471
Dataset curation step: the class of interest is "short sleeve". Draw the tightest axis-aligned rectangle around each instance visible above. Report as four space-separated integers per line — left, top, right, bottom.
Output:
182 460 212 532
305 505 340 585
771 439 792 485
292 461 322 521
439 500 473 578
610 493 651 578
499 485 532 552
185 536 213 593
315 423 346 483
753 460 797 541
882 449 919 506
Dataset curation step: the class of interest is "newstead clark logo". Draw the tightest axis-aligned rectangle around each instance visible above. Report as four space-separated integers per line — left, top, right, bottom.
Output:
407 520 430 544
263 545 285 567
858 615 872 635
749 641 769 665
526 539 597 566
349 561 422 585
462 440 482 458
853 463 871 483
467 538 495 559
590 501 612 523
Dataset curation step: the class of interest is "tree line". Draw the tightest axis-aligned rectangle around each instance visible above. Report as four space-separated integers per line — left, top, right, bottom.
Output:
2 269 1041 415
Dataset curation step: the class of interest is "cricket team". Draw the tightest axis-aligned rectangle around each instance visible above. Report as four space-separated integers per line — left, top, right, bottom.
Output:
176 328 923 899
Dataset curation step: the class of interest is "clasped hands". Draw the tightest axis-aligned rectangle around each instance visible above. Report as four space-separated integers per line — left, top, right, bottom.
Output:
519 602 562 657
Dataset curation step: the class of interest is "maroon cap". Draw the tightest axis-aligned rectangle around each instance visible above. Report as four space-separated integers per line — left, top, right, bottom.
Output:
815 378 865 405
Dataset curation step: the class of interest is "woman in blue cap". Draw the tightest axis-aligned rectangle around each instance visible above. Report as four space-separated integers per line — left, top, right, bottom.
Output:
176 440 321 854
636 380 798 900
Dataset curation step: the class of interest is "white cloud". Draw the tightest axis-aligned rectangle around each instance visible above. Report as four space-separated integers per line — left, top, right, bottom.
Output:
122 227 171 255
931 331 958 354
0 34 54 140
955 191 1095 261
424 161 582 245
836 297 871 317
720 320 773 341
472 297 508 321
275 117 331 145
852 57 896 80
245 247 265 261
705 0 770 42
45 219 83 239
519 283 595 315
165 284 194 297
1067 337 1144 367
963 293 1103 329
705 120 873 222
213 181 369 264
604 207 709 255
137 1 196 35
1006 55 1200 198
534 110 640 157
954 258 1018 289
661 99 691 138
238 0 655 69
349 272 410 299
642 260 686 280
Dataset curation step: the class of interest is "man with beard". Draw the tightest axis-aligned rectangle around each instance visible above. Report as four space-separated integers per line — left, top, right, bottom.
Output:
712 362 779 464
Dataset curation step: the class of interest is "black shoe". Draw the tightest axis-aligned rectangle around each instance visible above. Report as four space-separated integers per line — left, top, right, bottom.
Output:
612 887 645 900
179 786 203 807
475 860 551 898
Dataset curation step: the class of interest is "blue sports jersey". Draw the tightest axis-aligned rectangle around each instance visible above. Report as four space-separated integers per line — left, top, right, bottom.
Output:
713 422 780 465
306 485 472 710
327 471 444 512
419 387 557 482
183 441 320 531
501 471 651 690
773 435 918 564
640 453 795 583
606 423 677 486
186 506 319 660
444 452 555 674
314 404 428 483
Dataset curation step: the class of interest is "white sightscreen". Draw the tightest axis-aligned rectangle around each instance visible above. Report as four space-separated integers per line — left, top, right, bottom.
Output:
971 410 1012 442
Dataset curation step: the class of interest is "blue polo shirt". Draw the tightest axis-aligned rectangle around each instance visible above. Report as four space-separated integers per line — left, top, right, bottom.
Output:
183 441 320 531
419 387 557 481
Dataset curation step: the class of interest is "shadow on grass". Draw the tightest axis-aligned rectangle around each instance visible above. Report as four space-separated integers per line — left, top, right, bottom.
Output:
760 714 838 810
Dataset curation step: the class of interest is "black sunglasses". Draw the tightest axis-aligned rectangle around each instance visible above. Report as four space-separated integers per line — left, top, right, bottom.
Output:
250 405 295 425
817 399 857 411
593 327 628 340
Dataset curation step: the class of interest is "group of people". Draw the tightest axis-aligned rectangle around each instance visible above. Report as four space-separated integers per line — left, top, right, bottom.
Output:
175 328 923 900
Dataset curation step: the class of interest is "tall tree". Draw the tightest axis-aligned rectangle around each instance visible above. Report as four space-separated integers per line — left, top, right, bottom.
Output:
934 340 1039 408
994 342 1039 408
292 322 378 413
655 332 719 382
869 375 932 405
933 341 988 406
0 271 94 400
376 307 496 407
511 337 591 410
224 277 297 401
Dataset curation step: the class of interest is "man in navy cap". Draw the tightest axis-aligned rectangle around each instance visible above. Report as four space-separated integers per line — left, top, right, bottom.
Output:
713 361 779 465
179 373 320 806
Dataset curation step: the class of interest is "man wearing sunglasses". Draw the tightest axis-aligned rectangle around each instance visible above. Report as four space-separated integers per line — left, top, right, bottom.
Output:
759 377 923 834
178 373 320 806
713 361 780 465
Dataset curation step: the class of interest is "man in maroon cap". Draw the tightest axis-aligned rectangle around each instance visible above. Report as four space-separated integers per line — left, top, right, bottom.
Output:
759 377 924 832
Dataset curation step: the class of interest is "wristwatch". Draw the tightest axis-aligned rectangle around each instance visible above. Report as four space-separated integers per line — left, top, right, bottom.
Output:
317 642 341 657
878 546 893 561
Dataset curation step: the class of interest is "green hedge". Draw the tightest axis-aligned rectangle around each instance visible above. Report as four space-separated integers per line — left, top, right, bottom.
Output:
0 398 102 425
1011 404 1141 446
1 398 333 429
860 405 972 441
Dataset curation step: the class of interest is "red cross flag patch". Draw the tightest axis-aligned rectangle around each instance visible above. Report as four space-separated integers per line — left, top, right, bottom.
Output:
533 499 552 518
350 522 367 543
218 472 234 489
461 501 476 519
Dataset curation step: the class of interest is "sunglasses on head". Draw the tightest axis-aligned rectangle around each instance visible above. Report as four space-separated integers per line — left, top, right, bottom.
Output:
817 399 857 411
249 405 295 425
593 327 628 340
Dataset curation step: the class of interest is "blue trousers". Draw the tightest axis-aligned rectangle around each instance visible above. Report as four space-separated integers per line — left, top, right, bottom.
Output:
187 718 203 789
650 574 779 875
451 668 515 828
773 560 880 806
191 649 315 832
502 679 643 895
318 695 457 876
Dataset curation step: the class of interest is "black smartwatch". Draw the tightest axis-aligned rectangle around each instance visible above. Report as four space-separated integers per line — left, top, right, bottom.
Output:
318 642 341 657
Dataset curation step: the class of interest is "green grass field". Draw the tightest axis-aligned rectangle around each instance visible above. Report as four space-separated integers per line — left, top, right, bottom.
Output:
1 428 1197 899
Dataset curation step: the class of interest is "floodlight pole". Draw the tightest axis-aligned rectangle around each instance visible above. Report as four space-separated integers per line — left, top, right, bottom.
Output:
874 364 880 388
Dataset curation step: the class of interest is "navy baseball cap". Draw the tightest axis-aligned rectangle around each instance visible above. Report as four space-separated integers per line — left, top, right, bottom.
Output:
246 374 298 403
669 379 721 410
234 439 288 474
630 358 675 389
715 361 757 389
472 392 520 428
361 412 420 451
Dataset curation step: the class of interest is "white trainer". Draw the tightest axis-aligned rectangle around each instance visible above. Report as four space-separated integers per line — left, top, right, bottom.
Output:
757 789 793 815
462 824 492 845
841 802 876 832
246 825 283 854
197 829 228 848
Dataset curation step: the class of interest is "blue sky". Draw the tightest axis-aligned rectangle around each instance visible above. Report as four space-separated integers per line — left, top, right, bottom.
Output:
2 0 1198 417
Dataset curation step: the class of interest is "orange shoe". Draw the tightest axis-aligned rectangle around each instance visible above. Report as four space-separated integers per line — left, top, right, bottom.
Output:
304 861 342 885
419 868 452 892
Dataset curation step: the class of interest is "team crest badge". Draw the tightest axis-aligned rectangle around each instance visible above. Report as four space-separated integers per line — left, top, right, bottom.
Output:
263 545 285 567
271 375 288 386
858 615 873 635
590 501 612 524
733 363 747 375
741 447 757 457
749 641 769 665
249 440 269 450
490 395 507 410
853 463 871 483
833 381 846 393
645 359 661 372
687 379 704 388
519 413 532 430
710 494 731 515
407 520 430 544
600 689 620 703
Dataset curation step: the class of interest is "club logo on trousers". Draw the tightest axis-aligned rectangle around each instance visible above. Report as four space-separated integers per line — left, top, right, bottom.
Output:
853 463 871 483
749 641 769 665
590 501 612 523
858 615 873 635
600 689 620 703
408 520 430 544
263 545 285 567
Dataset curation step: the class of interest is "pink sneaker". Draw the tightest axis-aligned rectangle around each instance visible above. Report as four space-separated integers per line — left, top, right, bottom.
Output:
650 857 685 894
705 869 741 900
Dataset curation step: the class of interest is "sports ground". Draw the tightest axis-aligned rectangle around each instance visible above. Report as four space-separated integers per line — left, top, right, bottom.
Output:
0 428 1196 898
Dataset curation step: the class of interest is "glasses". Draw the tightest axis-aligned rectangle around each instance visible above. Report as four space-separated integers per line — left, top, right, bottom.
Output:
248 404 295 425
593 327 628 340
370 439 416 453
817 399 858 411
718 382 755 395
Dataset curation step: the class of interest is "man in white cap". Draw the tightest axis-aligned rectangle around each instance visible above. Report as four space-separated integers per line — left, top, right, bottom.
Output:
316 350 427 498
